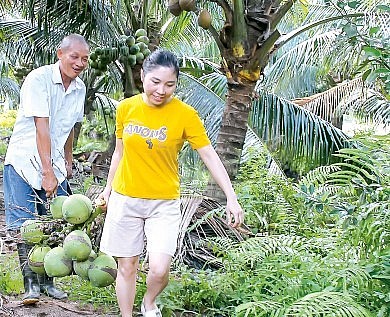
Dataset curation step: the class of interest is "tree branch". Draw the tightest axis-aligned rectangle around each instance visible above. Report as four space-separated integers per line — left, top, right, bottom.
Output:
249 29 281 71
208 24 227 55
275 13 365 48
210 0 233 25
270 0 295 30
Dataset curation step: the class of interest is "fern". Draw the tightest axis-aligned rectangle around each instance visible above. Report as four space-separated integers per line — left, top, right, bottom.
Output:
283 291 372 317
328 267 371 291
299 165 341 187
236 300 283 317
230 235 307 267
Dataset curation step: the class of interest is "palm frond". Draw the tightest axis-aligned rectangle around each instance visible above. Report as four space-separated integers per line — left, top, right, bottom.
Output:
0 76 19 105
249 94 350 173
231 235 307 267
293 78 364 124
265 30 340 98
284 291 372 316
198 71 227 100
299 165 341 187
346 89 390 126
176 72 224 145
161 10 219 60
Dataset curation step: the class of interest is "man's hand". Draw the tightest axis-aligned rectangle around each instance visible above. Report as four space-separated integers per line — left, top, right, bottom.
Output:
65 160 73 179
42 169 58 198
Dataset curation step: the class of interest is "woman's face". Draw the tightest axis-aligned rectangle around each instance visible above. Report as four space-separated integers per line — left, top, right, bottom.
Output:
141 65 177 107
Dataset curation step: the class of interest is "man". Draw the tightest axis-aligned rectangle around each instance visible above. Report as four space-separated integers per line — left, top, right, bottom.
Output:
3 34 89 304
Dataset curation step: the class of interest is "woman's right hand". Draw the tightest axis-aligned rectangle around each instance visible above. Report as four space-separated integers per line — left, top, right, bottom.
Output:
96 186 112 211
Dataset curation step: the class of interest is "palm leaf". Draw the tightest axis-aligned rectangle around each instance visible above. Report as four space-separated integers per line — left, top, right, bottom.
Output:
346 89 390 126
284 291 372 317
265 30 340 98
176 72 224 145
293 78 364 123
249 94 350 173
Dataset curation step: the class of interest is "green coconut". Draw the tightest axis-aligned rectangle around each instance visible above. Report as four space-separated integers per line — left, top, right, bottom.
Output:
73 249 97 280
43 246 73 277
63 230 92 261
49 196 67 219
134 28 147 38
28 245 51 275
88 254 117 287
62 194 93 224
20 219 45 245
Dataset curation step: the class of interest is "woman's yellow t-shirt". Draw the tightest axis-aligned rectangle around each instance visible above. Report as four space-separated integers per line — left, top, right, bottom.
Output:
112 94 211 199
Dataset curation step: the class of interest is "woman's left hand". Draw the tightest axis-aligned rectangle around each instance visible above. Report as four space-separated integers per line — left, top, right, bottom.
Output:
226 198 244 228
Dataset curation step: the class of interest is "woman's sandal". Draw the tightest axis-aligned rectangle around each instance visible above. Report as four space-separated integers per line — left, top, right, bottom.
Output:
141 299 162 317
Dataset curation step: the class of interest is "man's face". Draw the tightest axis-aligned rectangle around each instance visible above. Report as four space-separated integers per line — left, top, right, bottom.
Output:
57 42 89 80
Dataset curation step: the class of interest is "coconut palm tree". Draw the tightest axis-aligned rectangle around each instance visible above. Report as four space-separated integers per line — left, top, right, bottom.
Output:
0 0 388 187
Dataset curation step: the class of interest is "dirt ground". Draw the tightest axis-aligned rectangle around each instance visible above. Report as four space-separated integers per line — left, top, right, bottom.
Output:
0 185 120 317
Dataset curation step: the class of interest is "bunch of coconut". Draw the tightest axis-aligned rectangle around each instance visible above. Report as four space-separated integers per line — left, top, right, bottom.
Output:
89 28 151 76
20 193 104 247
21 194 116 287
168 0 212 30
27 229 117 287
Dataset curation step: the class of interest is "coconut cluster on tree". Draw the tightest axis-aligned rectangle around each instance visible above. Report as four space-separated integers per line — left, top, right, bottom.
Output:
89 28 151 76
20 194 117 288
168 0 212 30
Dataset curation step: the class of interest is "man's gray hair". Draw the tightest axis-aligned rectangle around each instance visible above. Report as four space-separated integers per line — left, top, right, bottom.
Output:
59 34 89 51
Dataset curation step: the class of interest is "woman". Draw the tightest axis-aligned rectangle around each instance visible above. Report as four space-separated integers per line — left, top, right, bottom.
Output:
99 49 244 317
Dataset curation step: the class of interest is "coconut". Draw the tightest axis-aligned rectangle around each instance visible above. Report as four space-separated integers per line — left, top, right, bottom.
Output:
44 246 73 277
198 9 212 30
129 44 140 55
62 194 93 224
28 245 51 275
168 0 182 16
63 230 92 261
134 28 147 38
49 196 67 219
20 219 45 245
126 36 136 47
136 52 145 64
128 55 137 67
73 249 97 280
178 0 196 12
136 36 149 45
88 254 117 287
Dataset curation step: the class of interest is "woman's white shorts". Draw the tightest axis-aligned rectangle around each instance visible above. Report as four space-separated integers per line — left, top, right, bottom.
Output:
99 191 181 257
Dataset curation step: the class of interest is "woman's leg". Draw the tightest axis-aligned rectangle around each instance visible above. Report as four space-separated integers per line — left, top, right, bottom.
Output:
142 252 172 311
116 256 139 317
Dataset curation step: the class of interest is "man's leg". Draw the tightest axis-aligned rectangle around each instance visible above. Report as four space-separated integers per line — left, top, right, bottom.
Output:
35 179 68 299
3 164 40 304
116 256 139 317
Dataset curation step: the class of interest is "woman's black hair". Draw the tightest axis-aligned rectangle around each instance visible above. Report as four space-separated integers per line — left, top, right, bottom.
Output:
142 49 179 78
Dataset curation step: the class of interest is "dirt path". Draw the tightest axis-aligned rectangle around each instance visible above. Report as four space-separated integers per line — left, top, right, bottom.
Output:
1 295 118 317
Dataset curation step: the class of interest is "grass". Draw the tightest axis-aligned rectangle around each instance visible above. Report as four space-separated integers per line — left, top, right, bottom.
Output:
59 275 119 314
0 251 23 295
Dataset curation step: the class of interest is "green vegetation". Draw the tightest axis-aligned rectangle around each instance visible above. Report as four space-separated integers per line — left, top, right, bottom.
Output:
0 0 388 316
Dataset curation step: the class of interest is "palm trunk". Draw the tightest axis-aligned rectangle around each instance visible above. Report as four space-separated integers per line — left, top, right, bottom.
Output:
205 80 256 202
